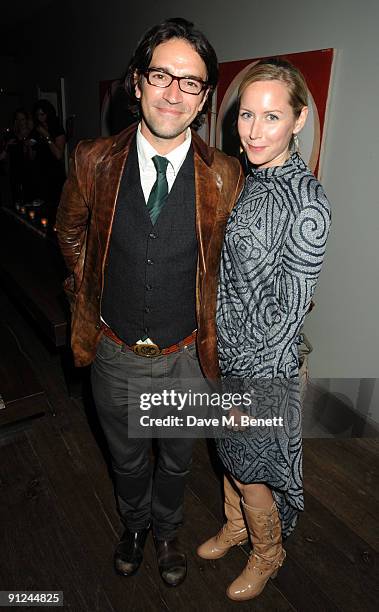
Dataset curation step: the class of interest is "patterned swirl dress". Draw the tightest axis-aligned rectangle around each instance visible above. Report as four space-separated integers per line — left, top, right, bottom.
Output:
216 152 331 537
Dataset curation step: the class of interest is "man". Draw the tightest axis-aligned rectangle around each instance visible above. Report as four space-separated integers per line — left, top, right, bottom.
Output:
55 17 243 587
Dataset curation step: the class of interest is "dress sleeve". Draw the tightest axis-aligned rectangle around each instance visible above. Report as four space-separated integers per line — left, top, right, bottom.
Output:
253 189 331 377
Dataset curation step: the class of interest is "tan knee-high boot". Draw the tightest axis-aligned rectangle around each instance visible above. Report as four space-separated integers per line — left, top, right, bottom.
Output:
227 500 286 601
197 476 248 560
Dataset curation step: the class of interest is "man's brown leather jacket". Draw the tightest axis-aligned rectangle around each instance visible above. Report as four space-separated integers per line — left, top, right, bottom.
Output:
55 123 244 377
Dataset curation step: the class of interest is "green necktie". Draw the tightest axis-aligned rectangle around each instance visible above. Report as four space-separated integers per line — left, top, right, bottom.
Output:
147 155 169 225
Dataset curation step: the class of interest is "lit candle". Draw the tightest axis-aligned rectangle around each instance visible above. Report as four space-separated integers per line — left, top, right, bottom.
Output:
28 210 35 220
41 218 48 228
20 206 26 214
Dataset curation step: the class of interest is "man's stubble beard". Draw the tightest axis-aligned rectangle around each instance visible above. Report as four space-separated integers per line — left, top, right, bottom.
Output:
142 113 192 141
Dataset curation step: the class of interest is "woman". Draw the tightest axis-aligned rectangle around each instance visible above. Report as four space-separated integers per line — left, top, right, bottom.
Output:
1 108 33 203
30 99 66 206
197 58 331 602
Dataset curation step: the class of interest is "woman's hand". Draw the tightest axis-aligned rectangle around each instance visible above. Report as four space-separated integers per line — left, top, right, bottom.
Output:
36 125 50 139
225 405 249 431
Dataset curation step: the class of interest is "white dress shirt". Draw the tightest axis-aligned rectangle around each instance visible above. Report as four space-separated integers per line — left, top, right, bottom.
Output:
136 124 192 202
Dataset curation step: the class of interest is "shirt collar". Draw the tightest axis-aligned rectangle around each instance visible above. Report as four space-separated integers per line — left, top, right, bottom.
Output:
136 124 192 175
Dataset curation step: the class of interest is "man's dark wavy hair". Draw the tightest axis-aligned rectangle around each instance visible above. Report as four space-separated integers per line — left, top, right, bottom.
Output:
124 17 218 130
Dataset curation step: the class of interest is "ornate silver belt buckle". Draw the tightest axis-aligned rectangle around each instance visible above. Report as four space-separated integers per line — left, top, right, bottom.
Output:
133 343 162 357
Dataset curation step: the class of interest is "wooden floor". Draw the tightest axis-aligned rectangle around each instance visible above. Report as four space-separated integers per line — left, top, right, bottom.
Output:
0 291 378 612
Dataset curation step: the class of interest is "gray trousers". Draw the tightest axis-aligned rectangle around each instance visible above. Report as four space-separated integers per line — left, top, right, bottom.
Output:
91 333 203 539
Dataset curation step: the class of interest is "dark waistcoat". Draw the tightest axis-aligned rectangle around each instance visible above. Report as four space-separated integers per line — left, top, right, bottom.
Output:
101 139 197 347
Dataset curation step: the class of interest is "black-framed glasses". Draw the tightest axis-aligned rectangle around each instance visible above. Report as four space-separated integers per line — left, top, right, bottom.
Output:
143 68 208 95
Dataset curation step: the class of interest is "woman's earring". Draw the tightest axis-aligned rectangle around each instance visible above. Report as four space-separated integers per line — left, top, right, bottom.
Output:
293 133 299 152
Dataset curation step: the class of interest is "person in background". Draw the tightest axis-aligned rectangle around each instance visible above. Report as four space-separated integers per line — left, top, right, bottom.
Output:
30 99 66 207
197 58 331 602
55 17 244 587
1 108 33 204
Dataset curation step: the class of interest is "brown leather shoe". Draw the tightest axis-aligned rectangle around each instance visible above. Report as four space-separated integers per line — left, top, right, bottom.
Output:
154 537 187 587
197 476 248 560
226 501 286 601
114 527 149 576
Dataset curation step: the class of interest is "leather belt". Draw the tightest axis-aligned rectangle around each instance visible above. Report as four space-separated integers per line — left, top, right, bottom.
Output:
101 324 197 357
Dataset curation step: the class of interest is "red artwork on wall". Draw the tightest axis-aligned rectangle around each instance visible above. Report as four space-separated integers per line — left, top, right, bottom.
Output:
206 49 335 178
